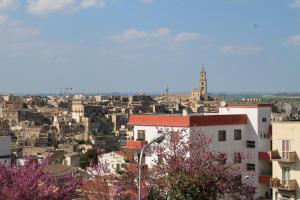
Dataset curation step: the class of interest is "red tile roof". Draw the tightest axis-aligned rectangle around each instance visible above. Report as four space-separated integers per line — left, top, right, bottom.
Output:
128 114 248 127
123 140 148 150
115 150 135 161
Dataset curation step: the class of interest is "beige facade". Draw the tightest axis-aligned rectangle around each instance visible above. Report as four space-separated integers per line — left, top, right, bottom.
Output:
271 122 300 200
71 100 84 123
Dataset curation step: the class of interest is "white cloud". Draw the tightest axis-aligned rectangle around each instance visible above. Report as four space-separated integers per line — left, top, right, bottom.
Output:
80 0 106 8
27 0 106 15
285 35 300 46
114 27 171 42
114 29 148 42
27 0 76 15
219 45 262 55
151 28 171 37
0 15 40 38
0 0 18 10
289 0 300 8
174 32 204 44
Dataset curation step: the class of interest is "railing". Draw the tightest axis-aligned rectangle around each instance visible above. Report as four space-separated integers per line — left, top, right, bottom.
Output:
259 175 271 185
260 169 272 176
258 152 271 161
270 178 297 191
270 150 297 163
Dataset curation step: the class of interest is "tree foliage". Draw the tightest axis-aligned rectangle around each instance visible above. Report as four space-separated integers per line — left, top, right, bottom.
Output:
0 157 79 200
143 129 255 200
80 148 97 169
82 129 255 200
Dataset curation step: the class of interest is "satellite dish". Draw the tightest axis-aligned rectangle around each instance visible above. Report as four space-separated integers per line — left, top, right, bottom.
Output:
220 101 226 107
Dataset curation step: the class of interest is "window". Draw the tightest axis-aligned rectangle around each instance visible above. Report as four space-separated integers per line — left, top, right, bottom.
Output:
247 163 255 171
234 129 242 140
137 130 145 141
262 118 267 122
218 130 226 142
280 195 291 200
121 163 127 168
247 141 255 148
282 167 290 181
219 153 227 164
282 140 291 159
234 153 242 164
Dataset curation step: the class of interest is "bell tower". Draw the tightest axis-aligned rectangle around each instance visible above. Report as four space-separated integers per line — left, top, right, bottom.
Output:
200 65 207 98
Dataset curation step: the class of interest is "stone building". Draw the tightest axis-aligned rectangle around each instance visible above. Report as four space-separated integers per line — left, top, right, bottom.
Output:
160 66 220 113
161 66 208 104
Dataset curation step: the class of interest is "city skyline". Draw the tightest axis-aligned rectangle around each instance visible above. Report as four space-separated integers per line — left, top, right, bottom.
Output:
0 0 300 93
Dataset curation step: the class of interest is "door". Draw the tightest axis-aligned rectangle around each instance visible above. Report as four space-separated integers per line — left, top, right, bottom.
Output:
282 167 290 187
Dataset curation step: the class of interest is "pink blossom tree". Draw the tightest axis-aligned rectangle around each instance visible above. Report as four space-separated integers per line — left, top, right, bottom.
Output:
82 149 138 200
0 157 79 200
143 128 255 200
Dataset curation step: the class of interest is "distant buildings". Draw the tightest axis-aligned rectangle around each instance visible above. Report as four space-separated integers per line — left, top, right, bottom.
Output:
161 66 208 102
0 134 11 166
160 66 222 113
3 69 300 200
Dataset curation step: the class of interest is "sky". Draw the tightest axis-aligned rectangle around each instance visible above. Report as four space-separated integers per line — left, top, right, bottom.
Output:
0 0 300 94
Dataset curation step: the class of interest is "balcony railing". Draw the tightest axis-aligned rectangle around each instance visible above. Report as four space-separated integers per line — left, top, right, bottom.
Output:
270 150 297 163
270 178 297 191
259 152 271 161
259 175 271 185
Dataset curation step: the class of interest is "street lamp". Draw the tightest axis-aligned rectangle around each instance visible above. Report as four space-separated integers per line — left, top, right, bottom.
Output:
138 134 166 200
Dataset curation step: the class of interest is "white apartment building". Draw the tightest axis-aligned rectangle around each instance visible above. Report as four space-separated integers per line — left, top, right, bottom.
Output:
271 122 300 200
101 151 128 174
0 135 11 167
128 104 272 199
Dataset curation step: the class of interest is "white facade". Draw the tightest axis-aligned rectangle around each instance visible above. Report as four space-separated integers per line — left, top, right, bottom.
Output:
130 104 272 199
0 135 11 167
219 105 272 198
101 152 127 174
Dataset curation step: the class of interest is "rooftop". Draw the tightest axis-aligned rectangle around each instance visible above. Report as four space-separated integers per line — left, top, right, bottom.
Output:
223 104 272 108
129 114 247 127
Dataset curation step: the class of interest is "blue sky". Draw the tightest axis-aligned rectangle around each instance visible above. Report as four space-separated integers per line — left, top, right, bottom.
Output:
0 0 300 94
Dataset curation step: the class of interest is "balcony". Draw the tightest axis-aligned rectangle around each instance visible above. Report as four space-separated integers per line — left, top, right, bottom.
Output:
270 150 297 163
259 152 271 161
270 178 297 191
259 175 271 185
259 169 272 185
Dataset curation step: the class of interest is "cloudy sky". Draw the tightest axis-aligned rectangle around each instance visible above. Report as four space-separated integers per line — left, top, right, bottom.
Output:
0 0 300 94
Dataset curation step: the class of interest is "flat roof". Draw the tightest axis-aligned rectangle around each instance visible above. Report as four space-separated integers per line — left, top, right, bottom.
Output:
223 104 272 108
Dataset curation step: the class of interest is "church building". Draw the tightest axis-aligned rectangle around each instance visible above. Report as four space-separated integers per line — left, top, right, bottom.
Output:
161 66 210 104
